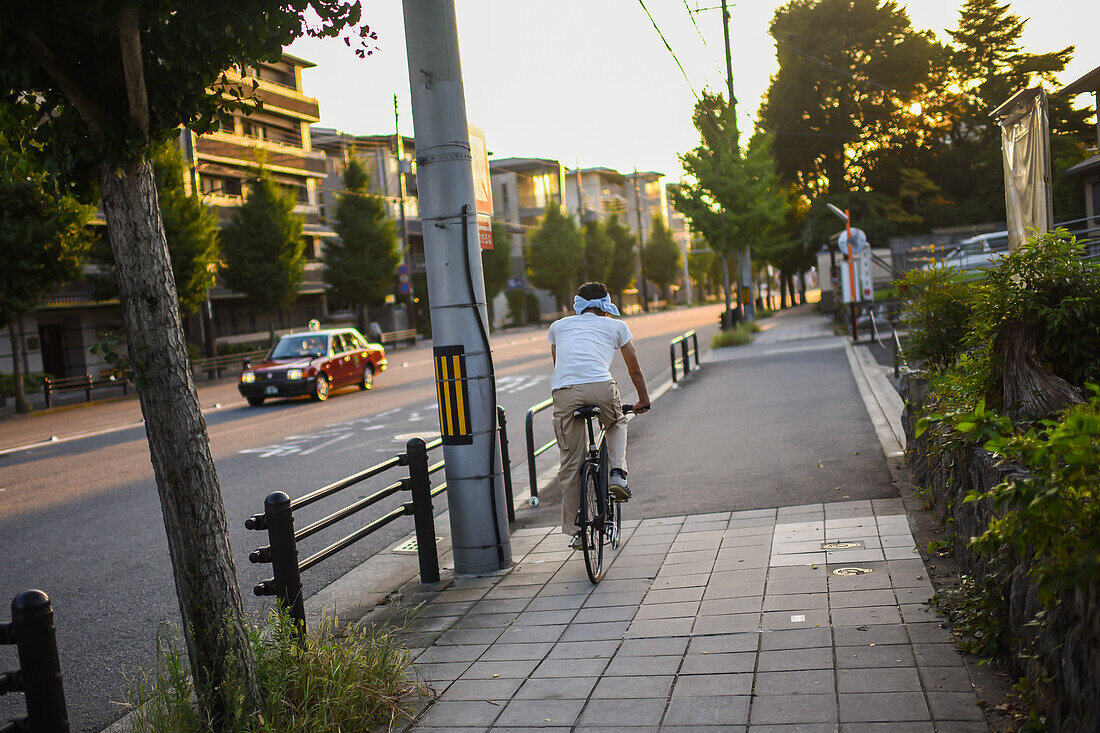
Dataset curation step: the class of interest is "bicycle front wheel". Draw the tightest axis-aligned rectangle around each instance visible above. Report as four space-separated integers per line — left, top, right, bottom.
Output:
579 461 605 583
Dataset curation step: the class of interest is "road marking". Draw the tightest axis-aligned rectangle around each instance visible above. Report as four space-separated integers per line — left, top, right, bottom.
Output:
299 433 352 455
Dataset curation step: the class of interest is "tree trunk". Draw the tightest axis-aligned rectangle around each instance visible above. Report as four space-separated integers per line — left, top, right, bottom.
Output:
997 322 1084 420
98 160 262 726
720 252 733 329
268 313 276 343
7 319 29 413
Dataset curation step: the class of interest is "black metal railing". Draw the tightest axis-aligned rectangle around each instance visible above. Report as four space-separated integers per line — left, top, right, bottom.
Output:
245 407 514 634
42 374 129 409
525 397 555 506
0 590 69 733
670 330 700 385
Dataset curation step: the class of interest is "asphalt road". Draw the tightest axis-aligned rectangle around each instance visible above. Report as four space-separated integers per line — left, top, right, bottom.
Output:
0 304 721 732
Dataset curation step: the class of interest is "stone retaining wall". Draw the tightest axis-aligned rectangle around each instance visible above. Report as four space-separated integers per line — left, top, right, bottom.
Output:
901 375 1100 732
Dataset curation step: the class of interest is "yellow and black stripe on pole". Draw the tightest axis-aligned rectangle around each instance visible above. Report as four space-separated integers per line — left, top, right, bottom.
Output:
434 345 472 445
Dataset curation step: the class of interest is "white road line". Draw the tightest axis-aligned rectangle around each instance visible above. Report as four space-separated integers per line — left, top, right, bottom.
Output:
299 433 352 456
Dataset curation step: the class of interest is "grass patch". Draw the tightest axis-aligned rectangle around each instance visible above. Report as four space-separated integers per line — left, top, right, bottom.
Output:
756 308 775 319
126 610 414 732
712 322 756 348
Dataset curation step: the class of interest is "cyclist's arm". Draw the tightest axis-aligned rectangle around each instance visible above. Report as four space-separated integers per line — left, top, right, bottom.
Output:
619 341 650 413
550 344 556 365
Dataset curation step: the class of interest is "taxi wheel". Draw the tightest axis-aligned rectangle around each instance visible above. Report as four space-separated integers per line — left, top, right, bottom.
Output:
311 374 329 402
246 396 264 407
359 363 375 390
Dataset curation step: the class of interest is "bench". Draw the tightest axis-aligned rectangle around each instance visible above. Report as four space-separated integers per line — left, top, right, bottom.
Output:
380 329 418 347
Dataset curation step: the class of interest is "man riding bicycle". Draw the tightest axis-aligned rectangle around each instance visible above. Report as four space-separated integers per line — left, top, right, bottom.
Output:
547 282 651 549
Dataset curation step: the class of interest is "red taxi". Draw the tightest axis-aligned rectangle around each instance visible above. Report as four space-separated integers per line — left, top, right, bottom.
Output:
238 327 387 406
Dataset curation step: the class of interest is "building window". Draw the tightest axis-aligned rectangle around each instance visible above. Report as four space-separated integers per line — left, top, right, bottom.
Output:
200 175 242 198
242 63 297 90
240 117 302 148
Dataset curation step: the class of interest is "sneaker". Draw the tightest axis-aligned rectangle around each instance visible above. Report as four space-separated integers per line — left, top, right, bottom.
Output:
609 469 631 501
569 532 583 550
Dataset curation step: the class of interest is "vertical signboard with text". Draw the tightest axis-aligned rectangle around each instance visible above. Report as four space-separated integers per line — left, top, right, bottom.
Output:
469 124 494 250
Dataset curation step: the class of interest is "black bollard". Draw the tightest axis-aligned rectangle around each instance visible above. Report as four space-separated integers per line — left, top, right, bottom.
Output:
406 438 440 583
8 590 69 732
264 492 306 635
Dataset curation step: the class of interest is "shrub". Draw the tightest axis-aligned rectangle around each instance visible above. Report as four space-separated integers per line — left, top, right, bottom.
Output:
897 265 975 373
712 322 755 347
126 609 413 733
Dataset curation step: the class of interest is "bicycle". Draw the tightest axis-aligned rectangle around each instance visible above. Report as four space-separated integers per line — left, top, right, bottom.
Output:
575 403 635 584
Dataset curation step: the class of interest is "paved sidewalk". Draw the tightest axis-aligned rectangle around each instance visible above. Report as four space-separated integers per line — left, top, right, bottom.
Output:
365 306 989 732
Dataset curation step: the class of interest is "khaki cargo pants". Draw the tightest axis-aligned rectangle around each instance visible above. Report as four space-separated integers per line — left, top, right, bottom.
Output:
552 380 628 535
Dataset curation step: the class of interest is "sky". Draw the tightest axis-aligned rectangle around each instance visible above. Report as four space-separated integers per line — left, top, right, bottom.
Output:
288 0 1099 184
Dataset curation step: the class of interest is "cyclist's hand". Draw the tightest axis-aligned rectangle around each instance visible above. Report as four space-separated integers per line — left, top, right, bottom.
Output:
633 400 651 414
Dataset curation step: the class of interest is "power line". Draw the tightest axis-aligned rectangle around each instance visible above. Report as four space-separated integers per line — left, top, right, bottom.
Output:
638 0 700 102
773 36 914 99
683 0 727 81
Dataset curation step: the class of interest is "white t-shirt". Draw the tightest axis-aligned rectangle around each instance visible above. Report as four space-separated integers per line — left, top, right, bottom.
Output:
546 313 633 391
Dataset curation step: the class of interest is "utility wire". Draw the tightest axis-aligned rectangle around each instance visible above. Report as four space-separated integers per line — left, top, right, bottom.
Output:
638 0 700 102
683 0 728 81
773 36 913 99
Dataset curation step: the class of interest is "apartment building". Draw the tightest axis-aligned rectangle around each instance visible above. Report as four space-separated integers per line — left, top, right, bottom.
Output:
2 54 331 381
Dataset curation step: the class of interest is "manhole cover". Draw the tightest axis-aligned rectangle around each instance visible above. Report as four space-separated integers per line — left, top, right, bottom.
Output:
393 537 441 554
833 567 873 576
822 540 865 550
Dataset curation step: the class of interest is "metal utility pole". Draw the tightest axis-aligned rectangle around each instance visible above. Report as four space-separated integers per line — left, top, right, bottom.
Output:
720 0 755 321
395 94 416 331
403 0 511 574
633 170 650 312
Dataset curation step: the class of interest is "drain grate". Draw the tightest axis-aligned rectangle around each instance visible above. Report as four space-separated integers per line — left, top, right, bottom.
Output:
821 540 865 550
833 567 873 576
393 536 442 554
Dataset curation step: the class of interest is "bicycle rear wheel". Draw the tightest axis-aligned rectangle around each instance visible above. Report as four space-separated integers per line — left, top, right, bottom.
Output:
579 461 605 583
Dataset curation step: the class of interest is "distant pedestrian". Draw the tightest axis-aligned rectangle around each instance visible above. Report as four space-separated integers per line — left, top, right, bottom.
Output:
368 321 383 343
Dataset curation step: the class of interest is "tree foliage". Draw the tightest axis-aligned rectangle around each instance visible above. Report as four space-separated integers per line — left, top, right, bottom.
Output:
580 219 613 284
90 140 219 316
324 156 398 325
643 214 680 298
604 213 637 299
526 205 582 310
482 219 512 324
221 163 306 338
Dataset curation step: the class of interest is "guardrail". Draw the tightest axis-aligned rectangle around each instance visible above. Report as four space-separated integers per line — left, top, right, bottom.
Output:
524 398 555 506
0 590 69 733
670 330 700 385
190 349 267 380
42 374 129 409
245 407 515 634
380 329 417 347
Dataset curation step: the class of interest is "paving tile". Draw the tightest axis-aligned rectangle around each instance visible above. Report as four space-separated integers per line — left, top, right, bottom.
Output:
573 605 637 624
415 699 501 727
626 617 694 638
577 697 669 727
591 674 675 699
687 633 759 654
838 691 930 723
413 661 472 682
749 693 837 725
435 587 492 603
762 592 828 612
513 675 598 700
913 642 964 667
693 612 761 635
460 658 541 679
765 577 827 595
469 598 530 615
830 605 902 626
710 568 768 584
497 624 566 644
477 641 553 662
746 724 836 732
904 622 952 645
662 694 750 726
618 636 690 656
651 573 712 589
759 609 829 630
829 589 897 608
753 669 833 695
585 590 649 608
839 724 934 733
918 665 974 692
635 601 701 620
758 627 831 651
531 656 609 678
605 653 683 676
714 555 771 571
836 643 915 669
415 644 490 663
439 676 524 701
899 603 940 624
763 565 824 581
927 691 986 721
756 646 833 672
895 586 934 605
836 666 921 693
825 548 886 563
485 583 543 599
679 651 755 675
559 620 630 642
704 581 767 601
417 600 475 618
524 594 588 612
832 623 908 647
546 639 620 659
494 698 585 728
410 615 462 633
453 612 520 629
513 609 577 626
663 549 719 566
645 586 705 604
671 672 753 697
698 597 763 616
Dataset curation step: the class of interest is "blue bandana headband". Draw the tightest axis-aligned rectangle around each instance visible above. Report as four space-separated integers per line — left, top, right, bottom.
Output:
573 294 620 316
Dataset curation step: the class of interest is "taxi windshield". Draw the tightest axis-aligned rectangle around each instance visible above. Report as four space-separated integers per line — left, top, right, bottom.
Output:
269 335 329 360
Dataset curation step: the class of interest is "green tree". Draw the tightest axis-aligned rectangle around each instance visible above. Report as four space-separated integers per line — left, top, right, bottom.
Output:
323 156 398 330
222 163 306 341
643 214 680 300
526 205 582 311
605 213 637 303
90 140 219 317
482 219 512 326
760 0 939 194
580 219 613 284
673 95 786 319
0 126 91 413
0 4 369 725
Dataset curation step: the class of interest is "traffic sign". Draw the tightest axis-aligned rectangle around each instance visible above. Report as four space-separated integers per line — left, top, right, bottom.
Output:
838 227 869 253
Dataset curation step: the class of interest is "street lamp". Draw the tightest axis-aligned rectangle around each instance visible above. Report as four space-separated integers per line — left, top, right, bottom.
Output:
826 203 859 340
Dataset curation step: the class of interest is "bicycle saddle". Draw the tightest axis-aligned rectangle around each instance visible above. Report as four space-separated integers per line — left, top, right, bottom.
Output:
573 406 601 418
